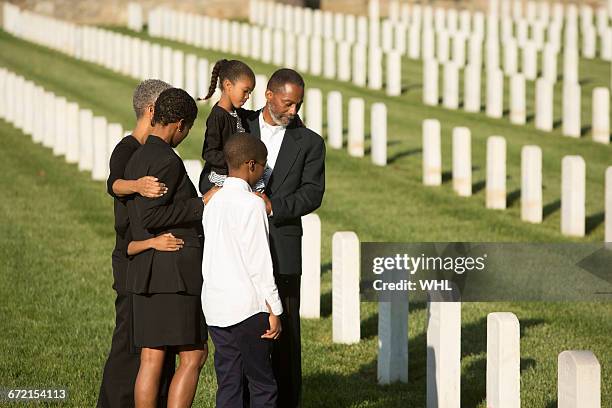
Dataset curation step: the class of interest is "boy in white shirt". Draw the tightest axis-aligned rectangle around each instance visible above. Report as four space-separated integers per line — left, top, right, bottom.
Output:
201 132 283 408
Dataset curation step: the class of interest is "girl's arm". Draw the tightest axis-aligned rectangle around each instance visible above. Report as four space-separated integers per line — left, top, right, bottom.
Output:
127 233 184 256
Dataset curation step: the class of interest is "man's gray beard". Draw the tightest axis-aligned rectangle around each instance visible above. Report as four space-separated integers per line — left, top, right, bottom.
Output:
267 103 290 126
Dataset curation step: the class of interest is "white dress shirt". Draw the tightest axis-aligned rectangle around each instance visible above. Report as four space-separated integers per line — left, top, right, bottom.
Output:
258 112 286 186
201 177 283 327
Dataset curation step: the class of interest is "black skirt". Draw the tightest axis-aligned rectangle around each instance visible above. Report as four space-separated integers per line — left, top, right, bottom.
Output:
132 293 208 348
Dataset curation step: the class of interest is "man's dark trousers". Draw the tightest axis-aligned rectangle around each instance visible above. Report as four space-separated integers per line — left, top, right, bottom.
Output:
272 275 302 408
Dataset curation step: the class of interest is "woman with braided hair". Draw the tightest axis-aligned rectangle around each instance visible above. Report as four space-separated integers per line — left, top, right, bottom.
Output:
198 59 258 194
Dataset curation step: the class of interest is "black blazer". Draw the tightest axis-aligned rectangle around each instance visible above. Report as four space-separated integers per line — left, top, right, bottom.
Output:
245 110 326 276
124 135 204 295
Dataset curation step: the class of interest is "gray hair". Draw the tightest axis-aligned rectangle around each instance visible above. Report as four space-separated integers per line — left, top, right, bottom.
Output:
132 79 172 119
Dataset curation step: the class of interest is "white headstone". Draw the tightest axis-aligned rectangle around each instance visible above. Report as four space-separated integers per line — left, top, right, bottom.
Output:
261 29 272 63
464 64 481 113
427 302 461 408
386 51 401 96
535 79 554 132
332 231 360 344
348 98 365 157
377 298 409 384
273 29 284 66
305 88 323 136
32 86 45 144
486 136 506 210
338 42 351 82
197 58 210 100
561 156 586 237
323 40 336 79
510 74 526 125
522 41 538 80
184 54 198 99
542 44 558 83
371 103 387 166
503 40 518 76
521 145 543 223
352 44 367 87
92 116 108 181
582 26 596 58
310 35 322 76
486 69 504 118
327 91 343 149
161 46 173 85
423 59 439 106
254 74 268 111
443 63 459 109
297 34 310 73
423 119 442 186
300 213 321 319
408 24 421 59
368 47 383 90
53 97 67 157
563 47 579 85
592 87 610 144
65 102 80 164
486 312 520 408
558 351 601 408
563 83 581 138
78 109 94 172
452 34 466 67
284 32 297 69
452 127 471 197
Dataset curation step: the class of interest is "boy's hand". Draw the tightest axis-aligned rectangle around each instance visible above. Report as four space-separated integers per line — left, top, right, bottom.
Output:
203 186 220 205
151 233 184 251
137 176 167 198
262 313 282 340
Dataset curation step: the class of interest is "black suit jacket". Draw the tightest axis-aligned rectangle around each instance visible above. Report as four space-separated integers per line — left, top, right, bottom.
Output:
124 135 204 295
245 110 326 276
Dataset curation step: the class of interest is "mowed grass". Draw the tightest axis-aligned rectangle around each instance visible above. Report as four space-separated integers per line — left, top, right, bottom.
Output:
0 28 610 407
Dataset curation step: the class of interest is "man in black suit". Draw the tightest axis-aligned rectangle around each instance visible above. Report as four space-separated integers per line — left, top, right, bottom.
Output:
244 68 326 408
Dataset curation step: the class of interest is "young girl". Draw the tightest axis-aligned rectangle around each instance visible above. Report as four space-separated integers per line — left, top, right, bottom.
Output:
199 59 259 194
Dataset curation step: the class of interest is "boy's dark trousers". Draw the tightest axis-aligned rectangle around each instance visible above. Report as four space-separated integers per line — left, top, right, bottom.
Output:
209 313 277 408
97 293 175 408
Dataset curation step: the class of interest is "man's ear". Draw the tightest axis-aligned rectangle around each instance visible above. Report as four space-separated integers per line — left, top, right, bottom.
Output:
265 89 273 101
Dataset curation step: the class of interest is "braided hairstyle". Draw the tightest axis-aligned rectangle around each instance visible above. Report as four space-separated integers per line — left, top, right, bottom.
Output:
203 59 255 100
152 88 198 128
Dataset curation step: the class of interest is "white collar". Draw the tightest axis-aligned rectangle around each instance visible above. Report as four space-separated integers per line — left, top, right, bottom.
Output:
222 177 252 192
259 110 286 132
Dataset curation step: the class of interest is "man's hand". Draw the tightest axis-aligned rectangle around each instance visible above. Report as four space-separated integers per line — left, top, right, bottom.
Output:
203 186 220 205
150 233 184 251
253 192 273 215
136 176 167 198
262 313 282 340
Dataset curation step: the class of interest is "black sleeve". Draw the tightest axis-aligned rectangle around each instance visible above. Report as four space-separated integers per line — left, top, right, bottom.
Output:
202 111 229 171
134 155 204 229
270 135 326 225
107 140 136 200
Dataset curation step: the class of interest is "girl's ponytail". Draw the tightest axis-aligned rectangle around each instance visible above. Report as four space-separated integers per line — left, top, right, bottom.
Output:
203 59 228 100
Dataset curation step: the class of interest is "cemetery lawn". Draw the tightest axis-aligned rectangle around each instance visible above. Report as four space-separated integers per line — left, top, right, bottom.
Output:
0 28 611 407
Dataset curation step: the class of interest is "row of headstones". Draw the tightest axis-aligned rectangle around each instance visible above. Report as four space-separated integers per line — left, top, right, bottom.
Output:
146 6 403 95
0 67 122 182
1 3 277 112
250 0 612 67
329 231 602 407
421 119 612 240
425 58 611 144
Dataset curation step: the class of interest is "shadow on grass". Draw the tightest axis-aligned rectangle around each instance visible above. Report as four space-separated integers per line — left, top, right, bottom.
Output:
387 148 422 164
581 125 592 136
472 180 486 194
586 212 605 234
506 188 521 208
543 199 561 219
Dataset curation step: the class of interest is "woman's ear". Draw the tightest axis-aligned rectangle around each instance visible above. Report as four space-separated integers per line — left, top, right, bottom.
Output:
177 118 185 133
147 104 155 118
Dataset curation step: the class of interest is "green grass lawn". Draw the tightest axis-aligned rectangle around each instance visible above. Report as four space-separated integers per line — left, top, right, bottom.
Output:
0 28 611 407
